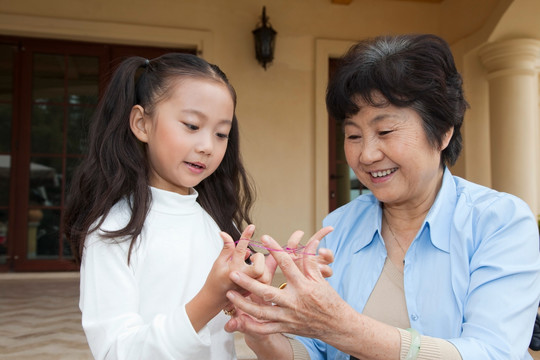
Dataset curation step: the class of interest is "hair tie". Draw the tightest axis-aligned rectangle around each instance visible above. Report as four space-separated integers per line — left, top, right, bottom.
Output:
144 58 150 68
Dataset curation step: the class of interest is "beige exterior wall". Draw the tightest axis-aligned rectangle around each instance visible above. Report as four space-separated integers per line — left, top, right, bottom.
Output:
0 0 538 242
455 0 540 216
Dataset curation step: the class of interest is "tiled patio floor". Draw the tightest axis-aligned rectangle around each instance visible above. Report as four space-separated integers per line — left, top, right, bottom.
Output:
0 272 256 360
1 272 538 360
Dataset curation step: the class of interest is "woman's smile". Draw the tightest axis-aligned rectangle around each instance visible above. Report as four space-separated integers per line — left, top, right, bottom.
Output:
370 167 398 179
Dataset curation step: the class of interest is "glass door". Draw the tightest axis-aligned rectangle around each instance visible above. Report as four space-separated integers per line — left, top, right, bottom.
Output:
12 40 105 270
27 53 99 261
0 36 196 271
0 43 14 269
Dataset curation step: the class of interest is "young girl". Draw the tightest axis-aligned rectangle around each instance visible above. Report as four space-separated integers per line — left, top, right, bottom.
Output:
64 53 265 360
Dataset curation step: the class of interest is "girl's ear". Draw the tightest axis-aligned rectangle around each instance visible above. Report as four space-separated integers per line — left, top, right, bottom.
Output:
440 127 454 151
130 105 149 143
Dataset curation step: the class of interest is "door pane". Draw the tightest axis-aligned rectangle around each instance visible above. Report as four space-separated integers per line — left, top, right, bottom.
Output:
0 210 7 264
27 53 99 261
65 157 82 193
27 208 60 259
0 155 10 206
29 156 61 207
0 154 9 264
31 104 63 154
0 44 13 102
32 54 65 103
0 43 13 265
67 56 99 105
0 104 11 153
67 105 93 154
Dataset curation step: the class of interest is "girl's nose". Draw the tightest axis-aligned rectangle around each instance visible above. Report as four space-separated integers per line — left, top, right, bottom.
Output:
195 134 214 155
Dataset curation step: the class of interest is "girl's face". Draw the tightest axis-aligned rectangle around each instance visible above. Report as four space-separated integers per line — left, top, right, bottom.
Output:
344 96 451 209
131 78 234 195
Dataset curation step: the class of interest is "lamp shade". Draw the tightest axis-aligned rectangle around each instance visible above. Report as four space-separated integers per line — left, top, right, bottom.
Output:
252 6 277 69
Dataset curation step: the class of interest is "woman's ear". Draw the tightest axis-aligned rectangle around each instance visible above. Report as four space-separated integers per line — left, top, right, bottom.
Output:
440 127 454 151
130 105 149 143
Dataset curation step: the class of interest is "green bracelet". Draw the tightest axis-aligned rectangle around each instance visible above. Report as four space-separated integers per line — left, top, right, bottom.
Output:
405 328 421 360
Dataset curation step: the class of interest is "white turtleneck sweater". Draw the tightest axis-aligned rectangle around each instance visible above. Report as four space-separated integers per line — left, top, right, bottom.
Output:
79 187 235 360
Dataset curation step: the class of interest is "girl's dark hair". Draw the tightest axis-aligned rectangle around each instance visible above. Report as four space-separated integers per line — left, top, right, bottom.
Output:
326 33 468 166
64 53 254 264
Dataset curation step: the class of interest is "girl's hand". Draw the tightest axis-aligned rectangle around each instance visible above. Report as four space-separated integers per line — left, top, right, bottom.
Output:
211 225 266 300
186 224 266 332
224 227 339 356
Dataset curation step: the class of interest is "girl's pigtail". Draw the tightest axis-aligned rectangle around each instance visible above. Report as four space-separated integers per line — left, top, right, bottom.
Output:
65 57 151 264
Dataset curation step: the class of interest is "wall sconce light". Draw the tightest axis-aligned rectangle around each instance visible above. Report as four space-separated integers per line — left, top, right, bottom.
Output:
252 6 277 70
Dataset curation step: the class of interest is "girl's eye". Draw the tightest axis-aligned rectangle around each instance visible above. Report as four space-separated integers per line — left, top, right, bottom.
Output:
183 123 199 131
217 133 229 139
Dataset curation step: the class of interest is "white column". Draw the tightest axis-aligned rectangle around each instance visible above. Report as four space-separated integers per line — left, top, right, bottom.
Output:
479 38 540 215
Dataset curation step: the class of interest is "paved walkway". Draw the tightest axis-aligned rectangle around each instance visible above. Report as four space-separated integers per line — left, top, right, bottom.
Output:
1 272 539 360
0 272 256 360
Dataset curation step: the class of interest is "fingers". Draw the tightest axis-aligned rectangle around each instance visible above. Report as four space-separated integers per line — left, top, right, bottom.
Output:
225 312 281 335
242 227 259 262
235 225 265 280
219 231 236 260
317 248 334 265
264 252 278 280
261 235 304 285
224 316 239 333
226 288 284 323
240 224 256 240
260 227 334 285
319 264 333 278
229 271 282 305
286 230 304 251
249 252 266 279
317 247 334 278
301 226 334 277
233 224 255 263
307 226 334 247
302 238 323 280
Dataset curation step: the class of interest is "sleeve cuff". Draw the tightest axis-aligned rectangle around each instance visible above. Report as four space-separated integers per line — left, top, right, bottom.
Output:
398 328 462 360
285 335 310 360
159 305 211 357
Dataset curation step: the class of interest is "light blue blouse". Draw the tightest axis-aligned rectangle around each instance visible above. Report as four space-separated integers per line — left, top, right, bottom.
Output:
297 168 540 360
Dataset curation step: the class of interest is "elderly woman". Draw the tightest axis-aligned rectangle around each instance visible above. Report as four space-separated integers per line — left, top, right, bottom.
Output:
225 34 540 360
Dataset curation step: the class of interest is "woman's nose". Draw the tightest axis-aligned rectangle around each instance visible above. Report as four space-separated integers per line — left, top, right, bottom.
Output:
359 138 383 164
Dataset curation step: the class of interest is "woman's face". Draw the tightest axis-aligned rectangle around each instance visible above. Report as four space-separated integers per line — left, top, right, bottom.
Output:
344 97 449 208
132 78 234 195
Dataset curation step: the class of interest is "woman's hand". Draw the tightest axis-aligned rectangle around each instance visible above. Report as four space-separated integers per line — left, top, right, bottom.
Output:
263 228 335 284
226 227 404 360
225 226 353 356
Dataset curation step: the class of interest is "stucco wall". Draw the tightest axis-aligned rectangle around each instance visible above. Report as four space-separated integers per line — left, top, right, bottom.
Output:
1 0 524 240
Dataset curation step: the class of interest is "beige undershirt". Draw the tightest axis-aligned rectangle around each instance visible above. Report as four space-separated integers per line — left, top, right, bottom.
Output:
288 258 462 359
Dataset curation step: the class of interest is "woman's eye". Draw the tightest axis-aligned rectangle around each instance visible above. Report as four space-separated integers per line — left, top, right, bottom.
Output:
379 130 393 136
346 134 361 140
217 133 229 139
183 123 199 131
